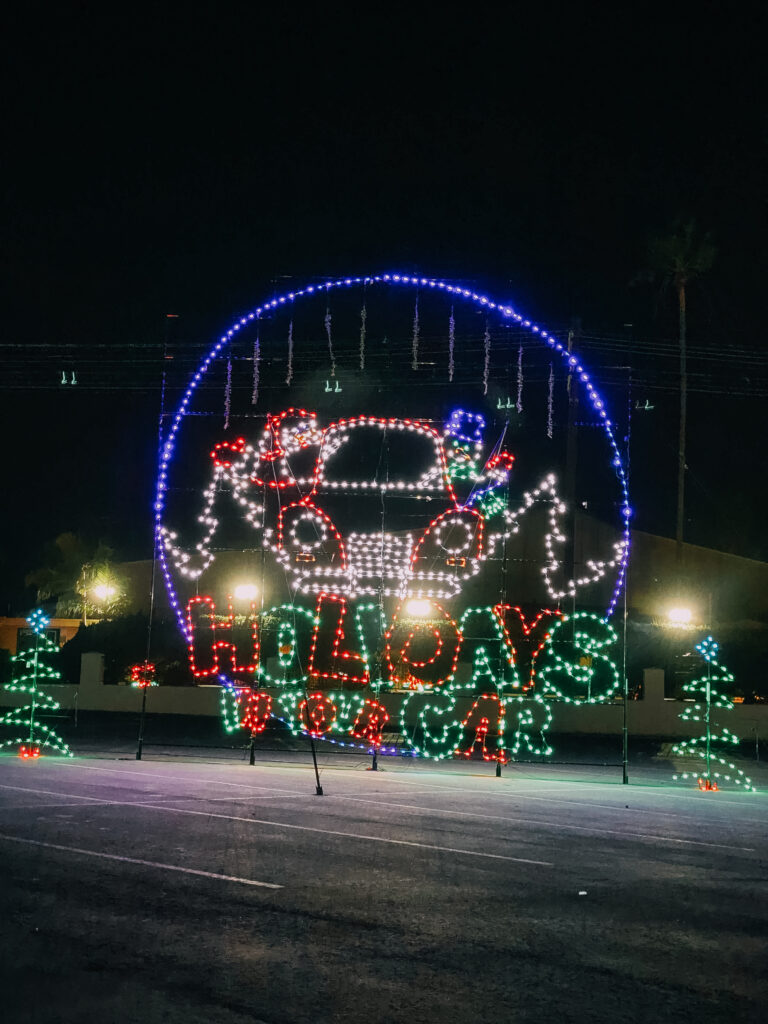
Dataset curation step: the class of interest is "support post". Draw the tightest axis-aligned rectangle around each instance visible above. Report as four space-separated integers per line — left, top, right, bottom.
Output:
622 680 629 785
136 683 148 761
676 283 687 564
138 313 172 763
309 734 324 795
622 366 632 785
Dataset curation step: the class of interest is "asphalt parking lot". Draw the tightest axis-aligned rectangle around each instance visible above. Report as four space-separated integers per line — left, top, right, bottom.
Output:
0 751 765 1024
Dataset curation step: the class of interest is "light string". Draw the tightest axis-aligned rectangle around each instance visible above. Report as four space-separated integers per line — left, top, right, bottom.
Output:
483 319 491 395
359 304 367 371
224 354 232 429
0 609 74 758
324 299 335 377
547 363 554 438
185 597 623 762
130 661 157 688
671 636 755 791
516 344 524 413
162 408 627 603
154 272 631 646
252 322 261 404
448 305 455 382
412 295 420 370
285 320 293 386
253 338 261 405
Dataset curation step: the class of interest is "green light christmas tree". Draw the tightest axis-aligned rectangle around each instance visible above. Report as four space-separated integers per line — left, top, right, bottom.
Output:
671 635 754 791
0 609 73 759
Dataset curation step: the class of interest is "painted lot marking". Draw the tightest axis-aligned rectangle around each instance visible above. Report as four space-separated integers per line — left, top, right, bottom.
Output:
368 769 764 808
25 761 768 839
54 759 763 821
59 761 308 796
16 763 767 828
0 782 148 803
0 832 282 888
1 801 134 812
1 776 758 853
472 790 768 826
146 793 308 804
3 767 762 845
4 777 757 857
0 782 553 867
322 795 756 851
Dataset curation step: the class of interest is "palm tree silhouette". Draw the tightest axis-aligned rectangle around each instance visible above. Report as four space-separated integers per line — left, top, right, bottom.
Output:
648 220 716 562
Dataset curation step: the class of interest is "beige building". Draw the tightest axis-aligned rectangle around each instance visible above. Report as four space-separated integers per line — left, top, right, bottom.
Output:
0 617 83 656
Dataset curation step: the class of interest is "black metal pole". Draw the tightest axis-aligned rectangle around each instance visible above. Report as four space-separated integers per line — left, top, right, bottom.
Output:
137 315 171 761
309 733 323 795
249 733 256 766
621 648 629 784
622 369 632 785
136 684 148 761
29 632 39 746
370 612 383 772
497 443 510 779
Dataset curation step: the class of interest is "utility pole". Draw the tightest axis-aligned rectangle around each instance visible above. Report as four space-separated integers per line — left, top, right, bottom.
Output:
564 318 581 625
676 281 687 565
622 368 632 785
137 312 174 760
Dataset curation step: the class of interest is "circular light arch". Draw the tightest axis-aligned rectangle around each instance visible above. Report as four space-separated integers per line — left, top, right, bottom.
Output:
155 273 631 640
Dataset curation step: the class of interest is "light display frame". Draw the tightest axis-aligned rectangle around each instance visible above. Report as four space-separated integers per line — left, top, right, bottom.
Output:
155 273 630 760
0 610 74 759
671 636 755 792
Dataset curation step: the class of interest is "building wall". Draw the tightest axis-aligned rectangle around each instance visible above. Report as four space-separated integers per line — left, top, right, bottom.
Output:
0 617 83 655
627 530 768 623
111 525 768 626
2 658 766 741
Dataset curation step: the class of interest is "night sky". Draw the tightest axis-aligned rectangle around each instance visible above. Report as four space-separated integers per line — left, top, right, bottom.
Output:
1 4 766 613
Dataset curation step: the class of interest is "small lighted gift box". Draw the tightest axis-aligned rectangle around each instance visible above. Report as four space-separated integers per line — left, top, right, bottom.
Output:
130 662 158 688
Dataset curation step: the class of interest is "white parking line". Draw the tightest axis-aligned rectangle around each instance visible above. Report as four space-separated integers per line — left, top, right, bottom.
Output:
1 776 757 854
0 781 553 867
0 832 282 888
0 801 127 811
0 782 132 802
14 765 766 827
58 761 308 796
320 795 756 851
124 805 554 866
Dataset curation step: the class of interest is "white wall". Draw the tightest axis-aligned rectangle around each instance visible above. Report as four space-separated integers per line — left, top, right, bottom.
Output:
2 658 767 741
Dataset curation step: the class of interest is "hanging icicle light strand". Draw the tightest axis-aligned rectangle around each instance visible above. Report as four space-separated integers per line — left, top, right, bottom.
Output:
483 319 491 395
251 336 261 406
412 295 420 370
324 305 335 377
285 320 293 386
359 304 367 371
547 363 554 438
154 271 632 654
224 354 233 428
516 344 524 413
448 306 455 382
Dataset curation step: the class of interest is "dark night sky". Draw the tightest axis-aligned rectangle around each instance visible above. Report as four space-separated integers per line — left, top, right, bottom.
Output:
1 3 766 612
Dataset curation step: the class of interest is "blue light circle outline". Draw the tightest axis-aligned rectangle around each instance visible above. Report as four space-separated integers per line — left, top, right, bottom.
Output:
155 272 630 643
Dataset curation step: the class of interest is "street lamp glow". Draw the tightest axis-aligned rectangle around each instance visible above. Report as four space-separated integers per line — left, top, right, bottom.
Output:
667 606 693 626
92 583 117 603
233 583 259 602
405 599 432 617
